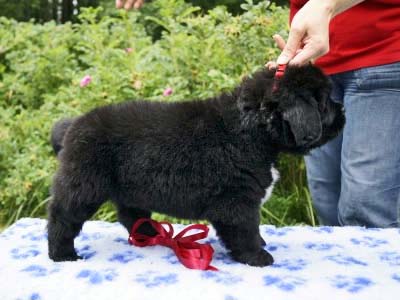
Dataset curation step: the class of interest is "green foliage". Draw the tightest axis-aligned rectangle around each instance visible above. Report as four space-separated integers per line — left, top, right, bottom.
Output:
186 0 288 14
0 1 289 23
0 0 42 22
0 0 315 227
0 0 100 23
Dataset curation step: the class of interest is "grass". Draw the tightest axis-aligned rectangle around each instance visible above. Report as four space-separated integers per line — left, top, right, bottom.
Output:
262 187 317 226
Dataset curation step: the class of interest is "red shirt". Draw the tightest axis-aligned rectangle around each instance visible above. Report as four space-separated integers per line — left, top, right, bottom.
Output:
290 0 400 75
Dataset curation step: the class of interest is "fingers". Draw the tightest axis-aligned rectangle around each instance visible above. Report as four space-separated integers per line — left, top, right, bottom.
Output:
265 61 278 70
134 0 144 9
124 0 135 10
265 35 286 70
116 0 144 10
276 26 305 65
268 34 300 68
272 34 286 51
290 40 328 65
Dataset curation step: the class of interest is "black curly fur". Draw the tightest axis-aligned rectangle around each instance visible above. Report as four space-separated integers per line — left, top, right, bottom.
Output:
51 118 74 155
47 65 345 266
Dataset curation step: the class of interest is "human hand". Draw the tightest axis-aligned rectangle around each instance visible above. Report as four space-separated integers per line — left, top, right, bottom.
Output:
115 0 145 10
265 34 314 70
276 0 333 66
265 34 288 70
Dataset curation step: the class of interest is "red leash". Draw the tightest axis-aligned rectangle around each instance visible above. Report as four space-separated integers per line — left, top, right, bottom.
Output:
129 218 218 271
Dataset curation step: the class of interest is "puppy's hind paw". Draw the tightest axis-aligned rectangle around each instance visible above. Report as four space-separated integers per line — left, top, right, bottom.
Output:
137 222 158 237
231 249 274 267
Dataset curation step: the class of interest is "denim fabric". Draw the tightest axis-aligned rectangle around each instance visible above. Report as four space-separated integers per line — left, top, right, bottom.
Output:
305 61 400 227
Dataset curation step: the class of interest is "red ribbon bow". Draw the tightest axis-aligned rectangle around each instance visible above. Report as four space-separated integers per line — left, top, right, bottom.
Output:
272 63 287 92
129 218 218 271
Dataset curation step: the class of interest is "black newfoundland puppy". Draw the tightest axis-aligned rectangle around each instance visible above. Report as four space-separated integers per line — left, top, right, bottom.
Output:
48 65 344 266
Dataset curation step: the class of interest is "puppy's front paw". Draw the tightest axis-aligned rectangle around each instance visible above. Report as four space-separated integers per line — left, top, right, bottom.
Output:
49 250 82 262
231 249 274 267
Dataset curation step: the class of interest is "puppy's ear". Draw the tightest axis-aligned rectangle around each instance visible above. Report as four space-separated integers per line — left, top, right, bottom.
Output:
276 65 331 146
282 94 322 147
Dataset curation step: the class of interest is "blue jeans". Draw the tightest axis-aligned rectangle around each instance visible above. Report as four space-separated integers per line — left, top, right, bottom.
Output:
305 61 400 228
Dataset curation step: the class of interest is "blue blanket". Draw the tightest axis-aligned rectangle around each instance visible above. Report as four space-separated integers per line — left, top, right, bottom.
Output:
1 218 399 300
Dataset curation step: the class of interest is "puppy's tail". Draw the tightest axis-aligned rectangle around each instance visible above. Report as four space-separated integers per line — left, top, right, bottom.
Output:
51 118 74 155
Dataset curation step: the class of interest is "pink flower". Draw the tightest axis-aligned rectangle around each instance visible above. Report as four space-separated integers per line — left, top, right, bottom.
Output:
80 75 92 88
125 48 133 53
163 87 173 96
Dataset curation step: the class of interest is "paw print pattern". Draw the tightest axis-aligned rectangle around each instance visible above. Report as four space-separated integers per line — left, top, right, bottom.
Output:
15 220 41 228
162 252 180 265
21 265 60 277
21 231 48 241
263 227 293 237
11 245 40 260
272 259 308 271
350 236 388 248
201 271 242 285
135 271 178 288
263 275 306 291
304 242 342 251
77 232 103 242
77 245 97 260
266 242 289 252
325 254 368 266
213 252 237 265
380 252 400 266
108 250 144 264
359 227 380 232
0 229 15 239
312 226 334 234
29 293 41 300
113 237 129 245
392 273 400 283
330 275 373 293
76 269 118 285
203 237 220 245
15 293 42 300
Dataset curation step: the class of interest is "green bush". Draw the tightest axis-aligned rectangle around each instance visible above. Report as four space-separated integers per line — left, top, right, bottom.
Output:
0 0 316 227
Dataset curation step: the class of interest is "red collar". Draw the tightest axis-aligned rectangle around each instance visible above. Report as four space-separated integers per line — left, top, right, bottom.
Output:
272 64 287 92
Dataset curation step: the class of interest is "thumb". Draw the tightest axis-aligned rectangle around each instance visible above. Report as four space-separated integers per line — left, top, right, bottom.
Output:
277 27 304 64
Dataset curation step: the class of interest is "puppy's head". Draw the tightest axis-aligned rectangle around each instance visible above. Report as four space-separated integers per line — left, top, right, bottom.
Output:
237 65 345 154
